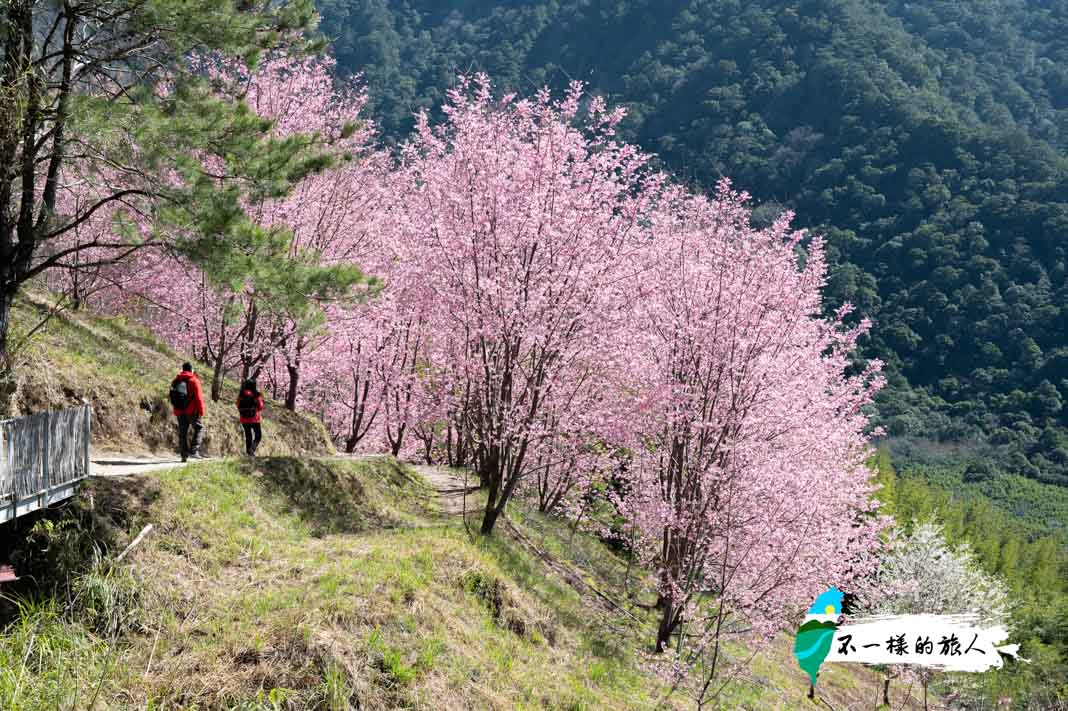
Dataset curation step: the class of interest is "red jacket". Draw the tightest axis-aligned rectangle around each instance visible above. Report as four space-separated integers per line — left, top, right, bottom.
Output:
172 370 205 417
237 389 265 424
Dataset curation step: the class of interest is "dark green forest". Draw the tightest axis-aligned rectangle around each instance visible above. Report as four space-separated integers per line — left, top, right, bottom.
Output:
315 0 1068 500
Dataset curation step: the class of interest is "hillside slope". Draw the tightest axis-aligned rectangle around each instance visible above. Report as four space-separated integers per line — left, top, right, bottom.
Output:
0 456 921 710
0 295 931 709
4 294 332 457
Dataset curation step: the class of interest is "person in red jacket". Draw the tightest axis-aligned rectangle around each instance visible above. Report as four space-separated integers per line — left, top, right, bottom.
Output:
170 362 206 462
236 380 265 456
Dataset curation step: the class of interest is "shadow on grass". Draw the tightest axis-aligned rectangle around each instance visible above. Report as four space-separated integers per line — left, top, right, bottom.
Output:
475 532 591 633
0 475 161 621
237 456 432 536
88 474 163 536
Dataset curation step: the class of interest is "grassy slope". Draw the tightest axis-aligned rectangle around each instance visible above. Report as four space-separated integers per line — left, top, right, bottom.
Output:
0 456 919 710
0 457 677 709
7 295 331 457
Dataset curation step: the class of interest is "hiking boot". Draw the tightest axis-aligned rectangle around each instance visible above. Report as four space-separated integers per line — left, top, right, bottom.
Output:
188 452 207 460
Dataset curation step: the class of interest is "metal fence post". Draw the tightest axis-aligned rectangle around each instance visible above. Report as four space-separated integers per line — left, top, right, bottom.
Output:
7 429 12 500
0 422 8 502
40 411 51 510
83 403 91 477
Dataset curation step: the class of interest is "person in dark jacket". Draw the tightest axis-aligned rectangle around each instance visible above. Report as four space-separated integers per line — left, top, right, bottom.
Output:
171 362 206 462
237 380 265 456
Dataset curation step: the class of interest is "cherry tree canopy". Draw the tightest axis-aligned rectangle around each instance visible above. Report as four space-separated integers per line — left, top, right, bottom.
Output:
611 182 886 695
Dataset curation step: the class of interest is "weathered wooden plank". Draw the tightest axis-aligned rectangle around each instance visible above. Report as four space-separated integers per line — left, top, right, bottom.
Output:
0 405 92 523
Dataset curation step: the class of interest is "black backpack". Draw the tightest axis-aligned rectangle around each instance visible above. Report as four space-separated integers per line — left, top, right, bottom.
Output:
169 378 189 409
238 391 258 419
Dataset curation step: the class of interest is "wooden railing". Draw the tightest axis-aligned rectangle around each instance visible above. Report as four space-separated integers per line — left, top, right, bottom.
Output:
0 404 91 524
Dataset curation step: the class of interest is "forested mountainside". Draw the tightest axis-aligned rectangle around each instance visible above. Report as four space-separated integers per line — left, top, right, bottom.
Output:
316 0 1068 487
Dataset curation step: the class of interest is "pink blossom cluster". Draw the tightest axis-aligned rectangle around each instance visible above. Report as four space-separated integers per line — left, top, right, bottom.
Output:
48 55 387 401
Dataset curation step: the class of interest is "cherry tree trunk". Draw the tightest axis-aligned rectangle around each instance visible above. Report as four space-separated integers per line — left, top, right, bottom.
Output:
419 432 434 464
446 421 469 468
480 490 502 536
0 291 15 414
211 351 225 402
344 433 360 454
478 447 502 534
285 363 299 410
655 598 677 653
69 259 85 311
477 447 493 489
388 423 405 457
881 670 900 707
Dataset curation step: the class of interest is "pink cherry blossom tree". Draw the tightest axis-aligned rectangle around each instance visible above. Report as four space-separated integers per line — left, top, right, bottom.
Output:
234 55 385 405
390 75 659 535
188 54 380 400
612 183 886 702
57 54 383 404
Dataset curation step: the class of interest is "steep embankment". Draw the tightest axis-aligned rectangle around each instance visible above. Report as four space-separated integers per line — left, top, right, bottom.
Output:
0 455 919 710
5 294 331 457
1 457 678 709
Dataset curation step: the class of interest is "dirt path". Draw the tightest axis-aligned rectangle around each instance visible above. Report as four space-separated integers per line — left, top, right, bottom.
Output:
91 455 193 477
92 451 381 477
90 453 479 519
412 464 478 515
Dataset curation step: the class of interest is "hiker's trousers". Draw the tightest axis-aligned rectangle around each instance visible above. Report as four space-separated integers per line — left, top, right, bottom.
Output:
177 413 204 458
241 422 261 455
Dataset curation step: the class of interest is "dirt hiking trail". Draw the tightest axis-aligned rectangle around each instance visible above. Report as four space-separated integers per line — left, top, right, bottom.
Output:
91 455 188 477
91 453 479 518
413 464 478 515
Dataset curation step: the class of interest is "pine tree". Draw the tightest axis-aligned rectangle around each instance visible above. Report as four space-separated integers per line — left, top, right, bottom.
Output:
0 0 323 401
